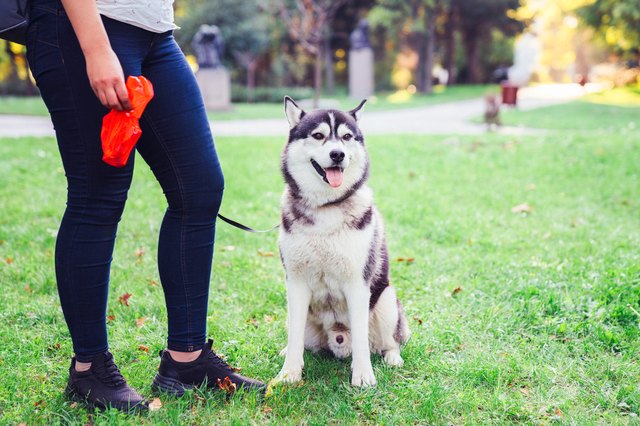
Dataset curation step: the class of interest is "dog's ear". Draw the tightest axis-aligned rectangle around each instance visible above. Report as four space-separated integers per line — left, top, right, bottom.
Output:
348 99 367 123
284 96 305 129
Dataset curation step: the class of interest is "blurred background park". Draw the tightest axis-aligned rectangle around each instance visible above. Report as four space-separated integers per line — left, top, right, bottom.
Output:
1 0 639 424
1 0 639 114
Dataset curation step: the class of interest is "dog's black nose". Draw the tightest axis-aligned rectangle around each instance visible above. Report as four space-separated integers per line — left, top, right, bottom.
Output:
336 335 344 344
330 150 345 163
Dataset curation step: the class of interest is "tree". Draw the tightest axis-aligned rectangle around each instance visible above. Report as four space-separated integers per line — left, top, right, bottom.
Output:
175 0 271 101
276 0 351 107
578 0 640 58
369 0 442 93
453 0 524 83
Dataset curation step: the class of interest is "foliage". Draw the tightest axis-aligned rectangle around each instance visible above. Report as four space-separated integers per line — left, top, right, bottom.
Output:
577 0 640 56
230 85 314 103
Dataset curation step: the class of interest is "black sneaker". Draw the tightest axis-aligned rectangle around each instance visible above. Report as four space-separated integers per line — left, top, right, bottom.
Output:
151 339 266 396
65 351 148 413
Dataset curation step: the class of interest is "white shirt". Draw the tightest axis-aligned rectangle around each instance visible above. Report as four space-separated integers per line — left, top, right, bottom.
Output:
96 0 178 33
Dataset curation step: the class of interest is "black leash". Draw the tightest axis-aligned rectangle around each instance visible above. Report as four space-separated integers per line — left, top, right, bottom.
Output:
217 213 279 233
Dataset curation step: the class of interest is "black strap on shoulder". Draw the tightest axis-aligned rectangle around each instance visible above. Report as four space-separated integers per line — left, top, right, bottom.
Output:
217 213 279 233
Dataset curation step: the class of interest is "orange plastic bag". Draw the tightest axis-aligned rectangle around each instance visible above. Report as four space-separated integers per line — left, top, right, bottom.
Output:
101 76 154 167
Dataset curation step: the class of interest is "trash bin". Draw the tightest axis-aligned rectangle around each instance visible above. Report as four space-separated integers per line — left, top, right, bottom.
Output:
501 82 518 106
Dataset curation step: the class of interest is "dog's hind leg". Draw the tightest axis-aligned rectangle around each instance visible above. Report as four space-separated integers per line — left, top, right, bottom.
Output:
370 286 406 367
275 277 312 383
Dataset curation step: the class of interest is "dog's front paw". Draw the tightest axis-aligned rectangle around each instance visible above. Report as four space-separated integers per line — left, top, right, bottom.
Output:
275 366 303 384
351 363 377 387
383 349 404 367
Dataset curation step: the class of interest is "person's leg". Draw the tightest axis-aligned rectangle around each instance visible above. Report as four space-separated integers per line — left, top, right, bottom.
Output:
27 4 143 363
135 31 224 355
26 1 150 411
136 32 265 393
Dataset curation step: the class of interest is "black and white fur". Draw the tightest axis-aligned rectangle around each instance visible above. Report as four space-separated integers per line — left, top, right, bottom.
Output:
275 97 410 387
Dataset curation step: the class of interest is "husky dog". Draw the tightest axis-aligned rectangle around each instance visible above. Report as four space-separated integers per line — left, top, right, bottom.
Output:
275 97 410 387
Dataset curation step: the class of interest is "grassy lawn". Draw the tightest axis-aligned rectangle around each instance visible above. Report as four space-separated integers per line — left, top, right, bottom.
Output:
0 84 497 120
0 98 639 424
501 85 640 131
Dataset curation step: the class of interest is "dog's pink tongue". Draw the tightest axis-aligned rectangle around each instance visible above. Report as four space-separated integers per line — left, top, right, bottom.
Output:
325 168 343 188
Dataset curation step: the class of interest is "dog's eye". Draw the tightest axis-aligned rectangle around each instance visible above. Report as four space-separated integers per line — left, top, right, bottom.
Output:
311 132 325 140
342 133 353 141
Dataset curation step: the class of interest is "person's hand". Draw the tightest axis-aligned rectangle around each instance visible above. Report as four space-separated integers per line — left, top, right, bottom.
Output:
84 47 132 111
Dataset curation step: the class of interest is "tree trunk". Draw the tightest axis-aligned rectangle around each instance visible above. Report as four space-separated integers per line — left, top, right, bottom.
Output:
246 60 257 103
463 31 482 84
314 43 322 108
423 11 436 94
323 32 334 95
444 5 456 85
416 32 427 93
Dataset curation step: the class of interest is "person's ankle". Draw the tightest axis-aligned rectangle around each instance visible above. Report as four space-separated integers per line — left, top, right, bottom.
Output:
75 360 92 372
168 349 202 363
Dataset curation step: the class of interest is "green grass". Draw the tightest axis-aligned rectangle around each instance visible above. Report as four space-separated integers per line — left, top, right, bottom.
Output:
0 84 496 120
501 85 640 131
1 99 639 424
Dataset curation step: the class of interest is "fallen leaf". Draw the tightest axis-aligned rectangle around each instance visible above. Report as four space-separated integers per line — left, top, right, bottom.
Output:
511 203 533 214
413 316 423 325
24 284 32 294
118 293 132 306
70 402 78 409
406 258 415 263
247 318 259 328
136 317 147 328
396 257 405 262
138 345 149 353
149 397 162 411
258 250 275 257
262 406 273 414
519 387 530 396
555 407 563 417
106 315 116 322
217 376 237 396
135 248 145 258
149 280 158 287
452 286 462 296
5 257 14 265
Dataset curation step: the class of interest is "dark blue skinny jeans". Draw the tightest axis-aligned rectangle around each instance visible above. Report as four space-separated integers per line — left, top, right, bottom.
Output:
27 0 224 361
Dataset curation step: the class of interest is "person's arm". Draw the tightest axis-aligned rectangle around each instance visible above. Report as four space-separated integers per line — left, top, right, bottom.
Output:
60 0 132 111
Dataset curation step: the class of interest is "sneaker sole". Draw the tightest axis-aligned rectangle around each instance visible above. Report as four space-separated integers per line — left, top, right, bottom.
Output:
65 384 148 413
151 373 193 397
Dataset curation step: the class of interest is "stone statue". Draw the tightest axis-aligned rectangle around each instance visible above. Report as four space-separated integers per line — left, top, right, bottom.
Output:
191 24 224 69
350 19 371 50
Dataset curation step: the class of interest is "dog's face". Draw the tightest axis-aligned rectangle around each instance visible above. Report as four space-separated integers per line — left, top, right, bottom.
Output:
282 97 369 205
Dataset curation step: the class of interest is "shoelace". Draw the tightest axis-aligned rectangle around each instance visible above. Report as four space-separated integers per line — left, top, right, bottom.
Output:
94 357 127 387
206 350 234 373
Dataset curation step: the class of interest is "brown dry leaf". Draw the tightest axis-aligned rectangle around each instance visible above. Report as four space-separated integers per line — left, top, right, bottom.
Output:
70 402 78 409
262 406 273 414
5 257 14 265
406 258 415 263
136 317 147 328
149 280 158 287
258 250 275 257
396 257 405 262
106 315 116 323
118 293 132 306
452 287 462 296
511 203 533 214
555 407 564 417
135 248 145 258
217 376 237 396
138 345 149 353
24 284 32 294
18 423 26 426
149 397 162 411
413 316 423 325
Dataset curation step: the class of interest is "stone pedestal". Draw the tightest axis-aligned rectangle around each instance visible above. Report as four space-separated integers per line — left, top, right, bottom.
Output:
349 48 374 100
196 67 231 110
